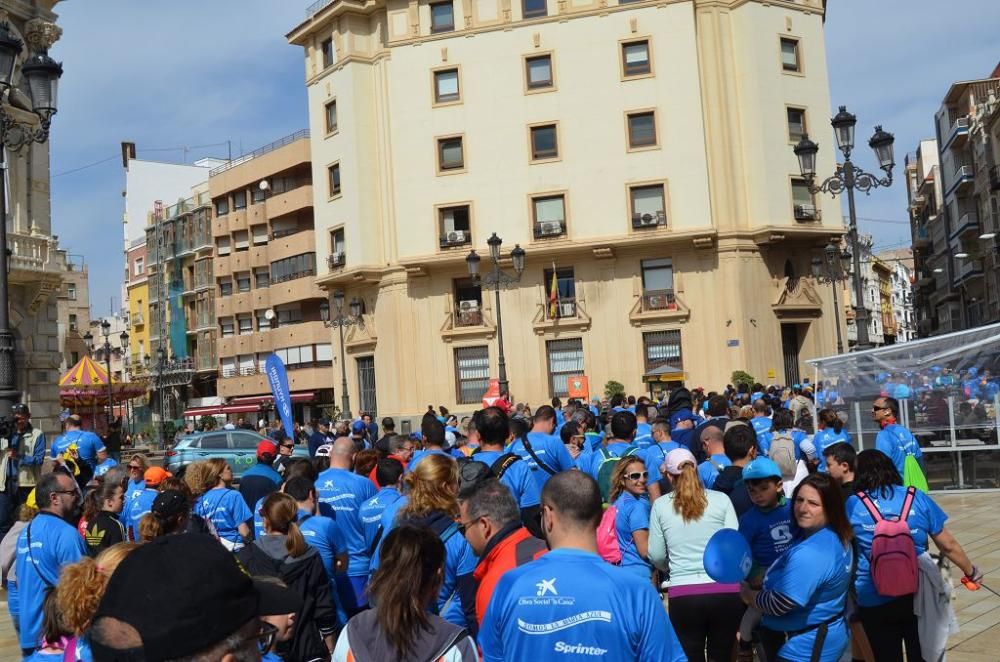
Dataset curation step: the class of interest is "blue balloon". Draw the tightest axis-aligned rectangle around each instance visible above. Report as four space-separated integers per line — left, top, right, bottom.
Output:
703 528 752 584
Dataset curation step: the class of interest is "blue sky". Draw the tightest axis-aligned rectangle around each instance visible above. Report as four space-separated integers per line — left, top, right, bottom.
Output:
48 0 1000 316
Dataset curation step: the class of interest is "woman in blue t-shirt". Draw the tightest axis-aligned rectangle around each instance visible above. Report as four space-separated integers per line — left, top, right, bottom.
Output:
846 450 980 662
193 458 252 550
812 409 852 472
740 473 853 662
608 456 652 580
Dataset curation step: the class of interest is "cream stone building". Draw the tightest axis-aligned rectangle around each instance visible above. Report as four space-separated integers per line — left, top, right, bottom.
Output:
287 0 842 420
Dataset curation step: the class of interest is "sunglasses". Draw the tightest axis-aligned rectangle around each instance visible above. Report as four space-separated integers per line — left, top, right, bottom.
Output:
280 444 294 450
128 465 142 470
625 471 648 481
872 405 888 412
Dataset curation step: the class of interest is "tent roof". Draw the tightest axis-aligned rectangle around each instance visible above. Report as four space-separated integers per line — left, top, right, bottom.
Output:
58 356 113 388
642 364 686 382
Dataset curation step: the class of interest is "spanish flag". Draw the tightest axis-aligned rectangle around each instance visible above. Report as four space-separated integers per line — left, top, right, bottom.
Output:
548 265 559 318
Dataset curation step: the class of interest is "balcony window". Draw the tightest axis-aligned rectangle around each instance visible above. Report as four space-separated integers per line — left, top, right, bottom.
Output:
233 190 247 211
641 258 676 311
532 194 566 238
221 357 236 377
270 253 316 283
238 315 253 336
219 279 233 297
277 305 303 325
627 111 657 149
234 230 249 252
438 136 465 172
252 186 265 204
430 2 454 33
454 279 483 327
252 225 268 245
630 184 667 228
237 273 251 293
455 346 489 404
329 228 346 267
67 283 77 300
69 314 77 332
215 198 229 216
220 318 234 337
523 0 547 19
439 205 471 247
256 310 271 331
787 107 806 143
525 54 553 90
542 267 576 319
792 178 817 220
325 99 337 133
254 269 269 289
328 163 341 197
434 69 460 103
216 236 231 256
546 338 584 397
530 124 558 161
644 330 683 373
622 40 651 77
321 37 334 69
780 37 800 72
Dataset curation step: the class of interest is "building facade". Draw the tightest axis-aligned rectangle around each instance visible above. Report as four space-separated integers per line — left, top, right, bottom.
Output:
208 132 334 422
907 139 949 336
877 248 916 344
288 0 842 420
56 255 91 371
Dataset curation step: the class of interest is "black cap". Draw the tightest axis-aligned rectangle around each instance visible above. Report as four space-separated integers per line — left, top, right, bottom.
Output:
11 403 29 416
150 490 187 519
92 534 300 660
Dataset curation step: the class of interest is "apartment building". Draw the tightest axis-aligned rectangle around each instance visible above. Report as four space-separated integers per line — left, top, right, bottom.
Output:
57 255 92 371
287 0 842 418
125 241 150 368
907 139 948 336
876 248 916 344
208 131 333 421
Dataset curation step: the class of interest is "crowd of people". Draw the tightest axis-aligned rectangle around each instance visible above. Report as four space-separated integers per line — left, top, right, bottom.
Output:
0 381 986 661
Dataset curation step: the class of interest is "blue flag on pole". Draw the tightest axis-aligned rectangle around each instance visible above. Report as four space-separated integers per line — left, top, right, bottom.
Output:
264 353 295 442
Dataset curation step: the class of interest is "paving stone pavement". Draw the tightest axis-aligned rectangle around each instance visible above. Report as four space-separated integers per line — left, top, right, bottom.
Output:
0 493 995 659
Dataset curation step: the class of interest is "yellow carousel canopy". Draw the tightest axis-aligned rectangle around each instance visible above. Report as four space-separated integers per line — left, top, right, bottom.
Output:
59 355 113 388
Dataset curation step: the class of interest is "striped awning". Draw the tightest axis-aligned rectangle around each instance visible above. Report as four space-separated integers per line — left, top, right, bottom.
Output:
59 356 112 388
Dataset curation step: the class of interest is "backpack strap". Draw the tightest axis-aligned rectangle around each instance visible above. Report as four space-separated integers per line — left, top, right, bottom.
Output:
490 453 521 480
899 486 917 521
367 524 384 557
856 492 883 524
622 445 638 457
708 458 723 472
438 521 460 543
520 436 557 476
598 447 612 462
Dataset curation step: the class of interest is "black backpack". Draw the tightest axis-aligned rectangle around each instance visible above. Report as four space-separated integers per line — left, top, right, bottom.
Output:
458 453 522 497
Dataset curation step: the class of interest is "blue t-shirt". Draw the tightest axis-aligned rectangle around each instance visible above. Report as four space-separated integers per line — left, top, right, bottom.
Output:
508 432 575 488
359 487 404 557
479 547 685 661
582 442 638 481
613 492 652 580
297 509 344 584
93 457 118 477
698 454 731 489
194 487 253 544
634 423 653 449
874 424 923 477
738 500 793 570
127 488 158 540
846 485 947 607
51 429 106 467
407 448 449 472
751 417 772 436
813 428 852 472
643 441 680 486
761 527 851 662
315 467 377 576
123 479 145 522
473 450 541 509
15 512 89 649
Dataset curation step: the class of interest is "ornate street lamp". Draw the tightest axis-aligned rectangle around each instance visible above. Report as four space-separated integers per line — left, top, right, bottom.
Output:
793 106 894 350
0 23 62 417
466 234 526 397
811 242 852 354
320 292 364 417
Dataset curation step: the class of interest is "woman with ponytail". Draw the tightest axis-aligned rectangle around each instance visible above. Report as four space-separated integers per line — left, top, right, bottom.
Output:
648 447 743 662
237 492 337 661
332 525 477 662
81 480 127 555
812 408 852 472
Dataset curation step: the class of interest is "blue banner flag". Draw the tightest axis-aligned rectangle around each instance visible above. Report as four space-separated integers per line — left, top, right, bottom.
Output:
264 353 295 442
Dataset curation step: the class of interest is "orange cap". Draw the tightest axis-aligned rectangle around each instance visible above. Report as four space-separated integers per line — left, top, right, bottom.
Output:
144 466 172 486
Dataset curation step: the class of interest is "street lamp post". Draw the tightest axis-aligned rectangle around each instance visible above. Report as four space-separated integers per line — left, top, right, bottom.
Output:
320 291 363 417
155 347 166 448
0 24 62 418
793 106 895 351
811 242 853 355
466 233 526 397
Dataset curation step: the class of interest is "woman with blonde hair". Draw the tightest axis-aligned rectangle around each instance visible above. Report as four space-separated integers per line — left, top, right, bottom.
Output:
192 458 252 550
56 542 138 659
123 453 148 513
607 456 652 580
237 492 337 661
372 453 478 634
648 448 743 662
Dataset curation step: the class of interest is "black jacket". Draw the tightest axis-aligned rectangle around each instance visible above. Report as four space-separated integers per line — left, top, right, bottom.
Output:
85 511 127 557
713 465 753 517
237 535 337 662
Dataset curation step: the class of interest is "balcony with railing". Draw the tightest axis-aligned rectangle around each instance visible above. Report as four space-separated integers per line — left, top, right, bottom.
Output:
628 288 690 324
949 211 979 241
533 296 592 333
947 164 975 197
944 116 970 150
439 230 472 249
533 221 566 239
327 252 346 270
441 300 496 341
913 225 931 250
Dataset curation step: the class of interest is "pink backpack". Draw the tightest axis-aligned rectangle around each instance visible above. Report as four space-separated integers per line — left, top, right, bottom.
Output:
858 486 918 597
596 506 622 564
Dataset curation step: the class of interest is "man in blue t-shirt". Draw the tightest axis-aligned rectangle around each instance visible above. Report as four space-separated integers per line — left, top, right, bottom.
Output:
473 407 541 532
51 414 106 470
308 418 333 458
696 424 731 489
507 405 574 489
581 411 641 483
872 396 923 476
633 407 653 449
479 471 685 661
315 437 376 616
238 441 283 510
408 417 450 472
15 471 88 654
359 458 405 563
644 419 680 501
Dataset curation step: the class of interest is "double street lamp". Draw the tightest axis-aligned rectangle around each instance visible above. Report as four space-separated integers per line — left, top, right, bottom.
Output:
466 233 526 397
0 23 62 418
793 105 895 351
320 291 362 417
84 321 129 425
811 242 852 355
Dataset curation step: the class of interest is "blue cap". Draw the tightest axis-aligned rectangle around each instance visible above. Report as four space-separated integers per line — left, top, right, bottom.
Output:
351 421 366 434
669 410 699 429
742 457 783 481
318 418 331 427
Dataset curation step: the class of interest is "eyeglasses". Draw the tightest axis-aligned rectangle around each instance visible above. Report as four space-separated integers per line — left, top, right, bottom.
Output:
127 465 142 470
244 621 278 654
53 489 79 498
457 518 480 537
625 471 648 481
401 446 415 452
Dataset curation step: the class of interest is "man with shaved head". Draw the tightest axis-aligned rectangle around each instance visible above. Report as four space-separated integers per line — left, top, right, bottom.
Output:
479 471 685 661
315 436 376 617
